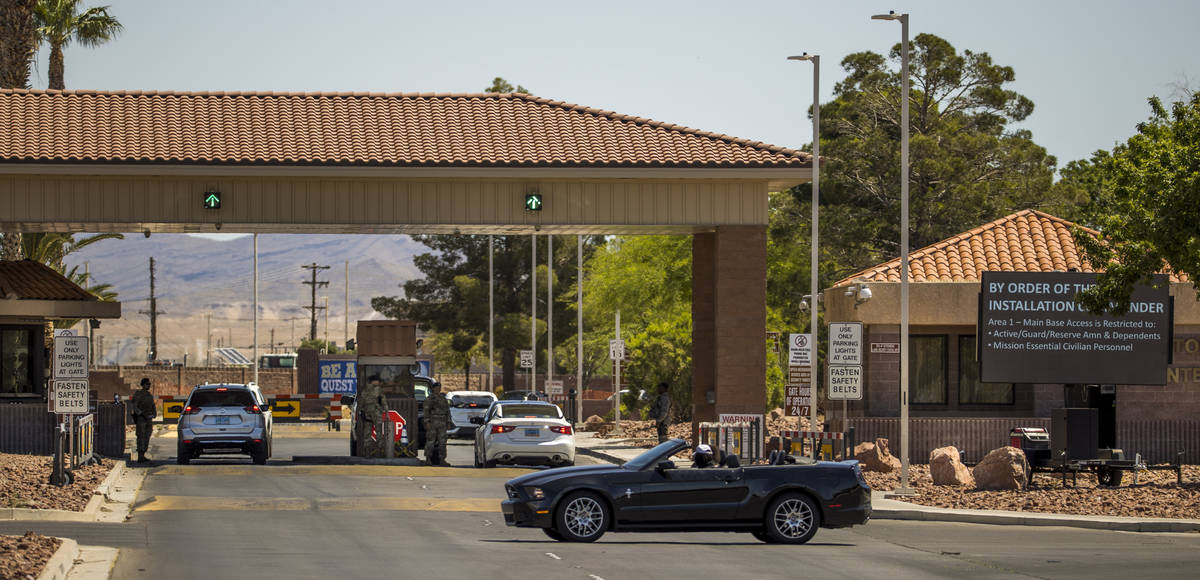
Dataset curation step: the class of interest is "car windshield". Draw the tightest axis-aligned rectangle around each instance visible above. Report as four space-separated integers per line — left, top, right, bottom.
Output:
499 404 559 419
451 395 494 408
189 389 254 408
623 440 687 471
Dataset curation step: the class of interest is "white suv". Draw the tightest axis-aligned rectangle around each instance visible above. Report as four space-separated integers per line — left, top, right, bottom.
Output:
177 383 273 464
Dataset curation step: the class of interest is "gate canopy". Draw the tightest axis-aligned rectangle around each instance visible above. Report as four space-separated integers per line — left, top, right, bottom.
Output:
0 90 811 235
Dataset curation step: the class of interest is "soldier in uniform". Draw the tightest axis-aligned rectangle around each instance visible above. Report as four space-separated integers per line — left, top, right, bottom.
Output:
423 381 450 466
648 382 672 443
130 378 157 463
359 375 386 456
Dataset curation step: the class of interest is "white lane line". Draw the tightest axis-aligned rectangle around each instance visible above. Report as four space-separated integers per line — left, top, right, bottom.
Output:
588 575 604 580
545 552 561 560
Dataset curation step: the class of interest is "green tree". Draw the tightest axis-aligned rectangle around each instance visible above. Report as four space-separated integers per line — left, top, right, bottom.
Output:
485 76 528 94
0 0 39 260
805 33 1057 282
33 0 122 90
1073 93 1200 313
299 338 341 354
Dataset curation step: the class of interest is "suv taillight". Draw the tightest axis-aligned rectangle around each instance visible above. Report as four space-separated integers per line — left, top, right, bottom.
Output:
245 404 262 414
490 425 516 434
183 405 197 415
550 425 573 435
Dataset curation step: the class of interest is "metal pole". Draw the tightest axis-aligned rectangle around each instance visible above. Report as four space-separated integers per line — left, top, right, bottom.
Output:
810 56 821 450
253 233 259 386
344 260 349 348
614 310 621 431
489 235 494 392
576 235 583 424
531 234 537 390
323 296 329 352
85 262 92 366
898 13 912 495
548 235 553 384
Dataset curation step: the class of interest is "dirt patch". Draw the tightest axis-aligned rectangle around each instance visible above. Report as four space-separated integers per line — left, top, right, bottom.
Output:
594 413 818 446
867 464 1200 520
0 453 114 511
0 531 61 580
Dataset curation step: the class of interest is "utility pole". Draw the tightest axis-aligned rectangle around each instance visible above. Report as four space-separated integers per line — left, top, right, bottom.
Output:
548 235 553 384
138 257 165 362
323 296 330 351
344 260 349 348
270 328 276 353
206 314 212 366
290 318 296 352
301 263 330 341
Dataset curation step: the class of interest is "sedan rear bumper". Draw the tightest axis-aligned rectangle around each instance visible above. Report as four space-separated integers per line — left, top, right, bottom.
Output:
501 498 554 528
823 485 872 528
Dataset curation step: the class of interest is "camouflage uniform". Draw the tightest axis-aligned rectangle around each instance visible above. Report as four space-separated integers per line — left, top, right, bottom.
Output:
423 387 450 465
131 382 157 462
648 389 672 443
358 379 386 456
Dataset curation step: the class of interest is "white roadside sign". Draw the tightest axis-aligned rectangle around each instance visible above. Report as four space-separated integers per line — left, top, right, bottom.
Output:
519 350 534 369
609 339 625 361
827 365 863 400
544 379 564 395
788 333 812 366
828 322 863 365
53 335 89 379
52 380 90 414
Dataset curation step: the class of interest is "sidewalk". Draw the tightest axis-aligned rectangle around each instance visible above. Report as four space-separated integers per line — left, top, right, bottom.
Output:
573 432 1200 534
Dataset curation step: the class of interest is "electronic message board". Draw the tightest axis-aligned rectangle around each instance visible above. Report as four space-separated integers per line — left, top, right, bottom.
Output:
979 272 1171 385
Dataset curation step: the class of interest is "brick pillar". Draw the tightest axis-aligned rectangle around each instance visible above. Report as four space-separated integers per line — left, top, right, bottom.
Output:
692 225 767 435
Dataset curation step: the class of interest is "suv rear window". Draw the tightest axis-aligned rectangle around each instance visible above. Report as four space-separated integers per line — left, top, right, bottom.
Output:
500 404 559 418
189 389 254 408
451 395 494 408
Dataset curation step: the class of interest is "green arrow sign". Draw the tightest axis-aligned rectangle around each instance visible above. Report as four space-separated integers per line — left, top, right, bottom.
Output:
203 191 222 209
524 193 542 211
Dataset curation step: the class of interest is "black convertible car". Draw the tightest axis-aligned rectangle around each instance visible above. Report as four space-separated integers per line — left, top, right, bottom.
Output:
501 438 870 543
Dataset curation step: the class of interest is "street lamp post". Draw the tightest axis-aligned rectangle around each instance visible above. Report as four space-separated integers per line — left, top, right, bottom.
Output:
872 10 913 495
787 52 821 454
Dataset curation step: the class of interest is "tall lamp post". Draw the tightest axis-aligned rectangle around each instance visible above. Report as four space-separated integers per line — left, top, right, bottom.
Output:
872 10 913 495
787 52 820 452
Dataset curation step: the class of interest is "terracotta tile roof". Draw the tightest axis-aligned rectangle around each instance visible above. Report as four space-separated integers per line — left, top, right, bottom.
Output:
0 260 96 301
835 210 1109 285
0 89 811 168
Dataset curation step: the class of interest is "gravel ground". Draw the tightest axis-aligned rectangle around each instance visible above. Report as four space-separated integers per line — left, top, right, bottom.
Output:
0 532 61 580
0 453 114 511
866 464 1200 520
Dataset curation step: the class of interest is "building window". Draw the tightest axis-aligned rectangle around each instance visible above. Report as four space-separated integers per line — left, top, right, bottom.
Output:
958 335 1014 404
1 328 34 395
909 335 947 404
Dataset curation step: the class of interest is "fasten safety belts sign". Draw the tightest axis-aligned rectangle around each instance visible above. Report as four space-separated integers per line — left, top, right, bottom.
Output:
978 272 1171 385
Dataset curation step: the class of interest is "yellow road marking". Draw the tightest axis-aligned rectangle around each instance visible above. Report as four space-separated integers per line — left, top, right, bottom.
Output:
137 495 501 513
149 465 532 478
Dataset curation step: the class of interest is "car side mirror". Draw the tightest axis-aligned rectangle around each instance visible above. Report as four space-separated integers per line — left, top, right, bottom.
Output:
470 416 484 425
340 395 356 407
656 460 675 472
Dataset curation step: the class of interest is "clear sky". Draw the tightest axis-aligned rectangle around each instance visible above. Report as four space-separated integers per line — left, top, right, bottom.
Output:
32 0 1200 168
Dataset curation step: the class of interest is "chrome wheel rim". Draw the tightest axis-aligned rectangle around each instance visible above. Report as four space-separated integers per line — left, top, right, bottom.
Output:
563 497 603 538
774 498 813 539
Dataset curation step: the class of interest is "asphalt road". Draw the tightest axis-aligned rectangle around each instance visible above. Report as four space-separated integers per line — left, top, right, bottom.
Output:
5 430 1200 580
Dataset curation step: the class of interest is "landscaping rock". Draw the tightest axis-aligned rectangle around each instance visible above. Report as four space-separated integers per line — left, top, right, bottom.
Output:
973 446 1029 491
855 438 902 473
582 415 605 431
929 446 974 486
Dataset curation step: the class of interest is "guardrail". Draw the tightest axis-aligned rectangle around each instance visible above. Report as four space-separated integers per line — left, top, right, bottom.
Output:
71 414 96 467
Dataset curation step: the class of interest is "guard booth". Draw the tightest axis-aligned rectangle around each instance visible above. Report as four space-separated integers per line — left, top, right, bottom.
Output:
349 320 422 457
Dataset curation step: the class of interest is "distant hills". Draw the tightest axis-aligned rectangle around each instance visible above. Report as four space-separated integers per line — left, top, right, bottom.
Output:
64 233 426 364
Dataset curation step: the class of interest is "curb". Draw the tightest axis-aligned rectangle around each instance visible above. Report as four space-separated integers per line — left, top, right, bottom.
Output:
36 537 78 580
871 505 1200 533
1 459 127 522
575 446 630 465
291 456 421 466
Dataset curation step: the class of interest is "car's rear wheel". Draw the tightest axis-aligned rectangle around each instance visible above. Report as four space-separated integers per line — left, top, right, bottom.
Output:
350 437 357 457
543 527 565 541
176 443 190 465
555 492 609 542
764 493 820 544
473 445 483 468
252 444 268 465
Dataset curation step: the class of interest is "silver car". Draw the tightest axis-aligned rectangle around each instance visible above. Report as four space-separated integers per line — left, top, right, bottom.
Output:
177 383 273 464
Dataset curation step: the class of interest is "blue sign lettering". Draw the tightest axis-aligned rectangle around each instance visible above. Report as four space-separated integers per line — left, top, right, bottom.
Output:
319 361 358 394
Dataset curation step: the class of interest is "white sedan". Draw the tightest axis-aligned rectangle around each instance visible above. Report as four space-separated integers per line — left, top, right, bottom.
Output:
473 400 575 468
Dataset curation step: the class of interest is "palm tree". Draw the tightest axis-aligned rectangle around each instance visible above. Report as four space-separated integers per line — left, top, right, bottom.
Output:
0 0 39 89
33 0 122 90
20 231 122 336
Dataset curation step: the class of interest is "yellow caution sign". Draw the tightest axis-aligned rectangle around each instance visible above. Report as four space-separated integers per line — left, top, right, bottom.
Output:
163 401 185 421
271 400 301 418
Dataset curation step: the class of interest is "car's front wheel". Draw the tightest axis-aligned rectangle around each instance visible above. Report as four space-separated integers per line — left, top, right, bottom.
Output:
555 492 609 542
764 493 820 544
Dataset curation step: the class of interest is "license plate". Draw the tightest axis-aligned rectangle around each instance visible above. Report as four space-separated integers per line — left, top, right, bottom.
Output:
524 428 539 437
215 416 231 425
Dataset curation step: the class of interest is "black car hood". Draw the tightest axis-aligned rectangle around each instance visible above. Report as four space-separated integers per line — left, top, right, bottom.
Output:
507 464 624 487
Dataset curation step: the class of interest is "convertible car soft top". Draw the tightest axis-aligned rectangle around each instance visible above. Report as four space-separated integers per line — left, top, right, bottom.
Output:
502 438 871 543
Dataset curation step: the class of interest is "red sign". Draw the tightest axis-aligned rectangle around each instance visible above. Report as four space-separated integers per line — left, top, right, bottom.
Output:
370 410 407 442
